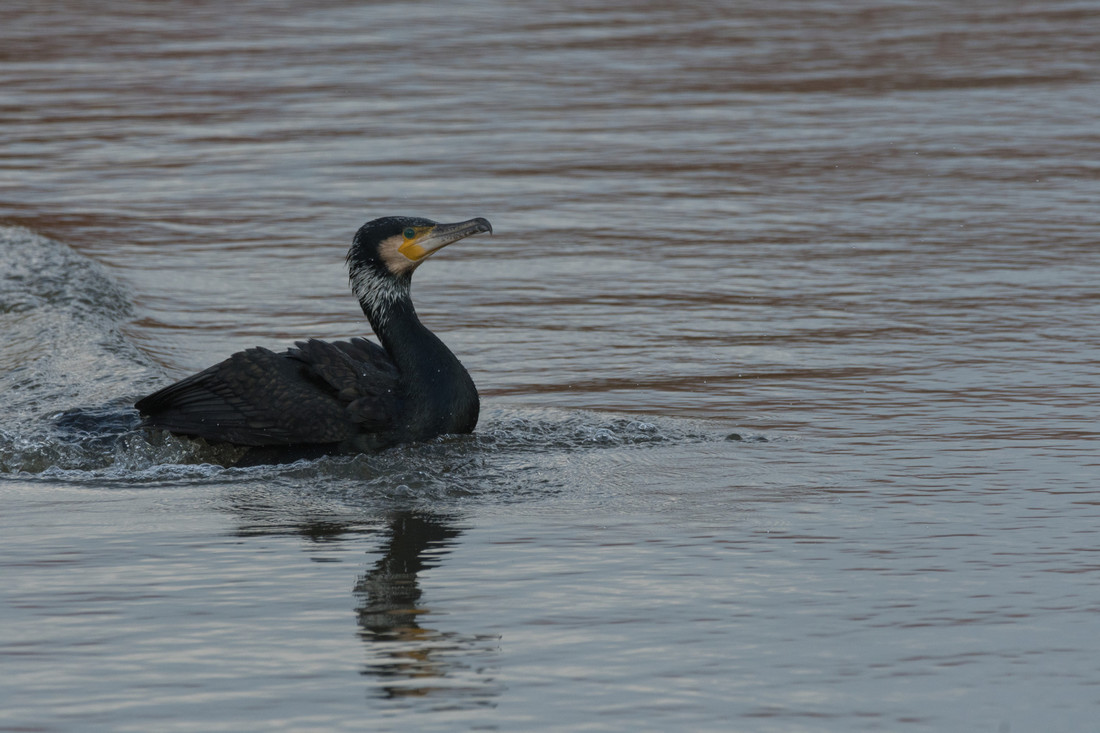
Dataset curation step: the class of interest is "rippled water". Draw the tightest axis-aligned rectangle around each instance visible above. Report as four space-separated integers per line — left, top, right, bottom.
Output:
3 2 1100 731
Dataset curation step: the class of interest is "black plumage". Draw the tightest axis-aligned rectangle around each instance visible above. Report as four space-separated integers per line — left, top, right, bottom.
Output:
136 216 492 461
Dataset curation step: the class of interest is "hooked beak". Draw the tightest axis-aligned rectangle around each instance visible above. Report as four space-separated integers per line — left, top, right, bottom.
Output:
399 217 493 261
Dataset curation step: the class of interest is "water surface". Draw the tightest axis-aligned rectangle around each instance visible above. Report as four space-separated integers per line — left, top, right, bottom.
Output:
2 1 1099 731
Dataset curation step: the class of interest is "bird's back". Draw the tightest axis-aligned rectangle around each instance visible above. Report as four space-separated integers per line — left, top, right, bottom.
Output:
136 337 402 449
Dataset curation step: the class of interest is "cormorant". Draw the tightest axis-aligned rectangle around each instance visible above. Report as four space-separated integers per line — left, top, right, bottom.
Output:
135 216 492 462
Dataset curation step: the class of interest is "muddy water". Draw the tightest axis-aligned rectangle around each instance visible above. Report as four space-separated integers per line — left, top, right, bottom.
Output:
2 2 1099 731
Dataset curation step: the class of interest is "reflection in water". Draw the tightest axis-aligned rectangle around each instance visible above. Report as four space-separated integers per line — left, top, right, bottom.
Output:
231 506 502 709
354 512 501 707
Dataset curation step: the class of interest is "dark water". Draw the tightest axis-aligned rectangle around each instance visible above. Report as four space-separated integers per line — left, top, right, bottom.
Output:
2 1 1099 730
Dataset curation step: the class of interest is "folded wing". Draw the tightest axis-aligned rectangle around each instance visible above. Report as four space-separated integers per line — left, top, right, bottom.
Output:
136 337 401 446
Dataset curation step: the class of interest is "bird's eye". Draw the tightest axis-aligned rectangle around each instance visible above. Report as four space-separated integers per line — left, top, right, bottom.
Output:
403 228 416 239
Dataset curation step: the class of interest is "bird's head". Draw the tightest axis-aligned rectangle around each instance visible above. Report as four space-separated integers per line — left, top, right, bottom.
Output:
347 216 492 322
348 216 492 279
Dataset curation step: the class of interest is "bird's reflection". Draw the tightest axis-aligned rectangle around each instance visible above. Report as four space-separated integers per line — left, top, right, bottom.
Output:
355 512 459 651
354 511 500 705
232 504 501 707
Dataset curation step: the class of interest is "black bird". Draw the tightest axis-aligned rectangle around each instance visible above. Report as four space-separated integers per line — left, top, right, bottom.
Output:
136 216 492 462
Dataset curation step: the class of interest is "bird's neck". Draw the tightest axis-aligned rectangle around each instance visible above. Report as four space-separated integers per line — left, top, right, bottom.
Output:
370 298 452 378
355 274 478 437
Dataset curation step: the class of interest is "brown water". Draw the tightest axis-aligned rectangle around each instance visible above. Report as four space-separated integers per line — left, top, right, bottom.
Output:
2 2 1099 731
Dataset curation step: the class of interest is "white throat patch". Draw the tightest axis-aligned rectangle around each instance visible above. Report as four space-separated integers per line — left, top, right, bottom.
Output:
350 266 409 329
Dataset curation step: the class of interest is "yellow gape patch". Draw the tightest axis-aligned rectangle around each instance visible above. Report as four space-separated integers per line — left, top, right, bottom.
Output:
398 227 430 261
